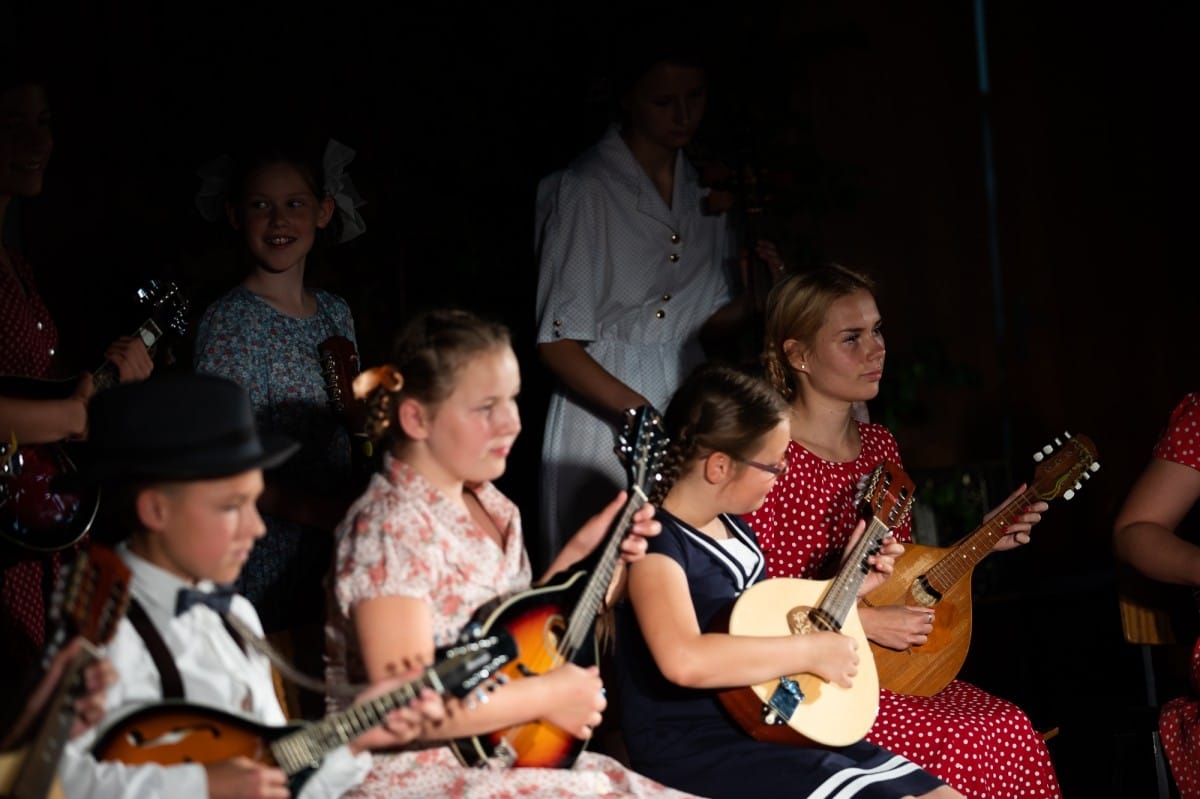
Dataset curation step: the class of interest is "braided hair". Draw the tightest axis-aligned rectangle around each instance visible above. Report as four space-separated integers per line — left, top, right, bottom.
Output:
649 363 789 506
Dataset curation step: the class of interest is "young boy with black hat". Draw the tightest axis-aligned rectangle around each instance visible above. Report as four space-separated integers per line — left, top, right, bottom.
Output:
58 372 443 799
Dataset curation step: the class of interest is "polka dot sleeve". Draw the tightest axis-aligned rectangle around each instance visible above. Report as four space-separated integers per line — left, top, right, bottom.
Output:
1153 392 1200 472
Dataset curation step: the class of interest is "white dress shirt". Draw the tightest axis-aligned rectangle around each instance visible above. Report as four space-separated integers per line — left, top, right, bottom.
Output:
60 543 371 798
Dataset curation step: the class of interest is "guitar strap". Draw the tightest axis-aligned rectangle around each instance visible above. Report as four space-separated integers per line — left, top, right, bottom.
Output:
124 598 248 700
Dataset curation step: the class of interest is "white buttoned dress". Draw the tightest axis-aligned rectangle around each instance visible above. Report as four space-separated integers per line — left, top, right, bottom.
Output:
533 124 734 569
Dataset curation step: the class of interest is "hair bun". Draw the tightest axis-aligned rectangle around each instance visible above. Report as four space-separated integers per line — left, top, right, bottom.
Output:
352 365 403 401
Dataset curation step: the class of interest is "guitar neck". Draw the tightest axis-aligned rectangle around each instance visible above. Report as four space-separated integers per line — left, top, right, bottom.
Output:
559 486 648 660
271 668 441 775
920 487 1036 596
9 647 95 799
813 516 891 631
90 319 163 395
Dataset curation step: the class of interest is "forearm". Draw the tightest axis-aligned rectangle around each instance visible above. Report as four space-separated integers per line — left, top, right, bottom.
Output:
649 632 826 690
537 340 646 420
421 674 556 740
1113 522 1200 587
857 605 886 644
0 395 88 445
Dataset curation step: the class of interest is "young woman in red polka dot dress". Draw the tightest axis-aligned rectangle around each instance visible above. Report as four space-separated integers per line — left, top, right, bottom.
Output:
743 263 1063 799
0 65 152 729
1114 392 1200 797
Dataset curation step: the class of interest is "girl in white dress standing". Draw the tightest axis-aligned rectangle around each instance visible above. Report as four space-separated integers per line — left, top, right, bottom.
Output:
533 28 783 575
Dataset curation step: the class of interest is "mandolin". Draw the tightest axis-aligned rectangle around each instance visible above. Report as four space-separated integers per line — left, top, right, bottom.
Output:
715 461 915 747
93 632 515 794
866 432 1100 697
317 334 377 487
0 280 189 553
0 544 132 799
449 405 669 769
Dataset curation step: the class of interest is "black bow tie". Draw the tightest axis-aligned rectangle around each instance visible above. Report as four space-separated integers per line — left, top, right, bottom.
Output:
175 584 237 617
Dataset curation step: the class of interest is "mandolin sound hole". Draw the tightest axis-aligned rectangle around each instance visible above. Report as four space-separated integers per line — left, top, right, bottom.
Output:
540 614 566 662
128 722 222 748
912 576 941 606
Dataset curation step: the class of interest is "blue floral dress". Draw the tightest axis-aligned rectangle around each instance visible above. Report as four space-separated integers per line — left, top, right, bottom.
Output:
194 285 356 632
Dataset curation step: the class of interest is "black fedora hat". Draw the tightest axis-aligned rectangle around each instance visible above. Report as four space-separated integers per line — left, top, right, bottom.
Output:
84 372 299 481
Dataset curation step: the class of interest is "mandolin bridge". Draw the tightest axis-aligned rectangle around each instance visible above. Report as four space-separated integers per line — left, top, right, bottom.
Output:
762 676 803 724
482 740 517 769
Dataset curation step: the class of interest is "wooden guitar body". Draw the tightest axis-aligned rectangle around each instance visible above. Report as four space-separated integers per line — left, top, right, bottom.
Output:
93 704 316 792
451 572 594 769
316 334 376 486
95 632 514 791
0 436 96 553
715 462 914 748
865 431 1099 696
0 544 131 799
451 405 668 770
715 577 877 747
0 280 189 553
864 544 973 697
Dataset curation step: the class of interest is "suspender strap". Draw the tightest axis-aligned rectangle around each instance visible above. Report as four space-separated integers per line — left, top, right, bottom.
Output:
124 598 184 700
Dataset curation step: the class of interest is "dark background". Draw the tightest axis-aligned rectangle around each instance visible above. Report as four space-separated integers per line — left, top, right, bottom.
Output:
6 1 1198 794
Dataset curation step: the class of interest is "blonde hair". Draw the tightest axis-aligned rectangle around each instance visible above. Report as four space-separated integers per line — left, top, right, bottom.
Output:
761 263 876 400
360 308 512 447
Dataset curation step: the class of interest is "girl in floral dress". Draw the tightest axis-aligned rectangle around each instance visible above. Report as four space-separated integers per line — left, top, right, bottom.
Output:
743 264 1063 799
193 133 368 717
1114 391 1200 797
326 307 697 798
613 362 962 799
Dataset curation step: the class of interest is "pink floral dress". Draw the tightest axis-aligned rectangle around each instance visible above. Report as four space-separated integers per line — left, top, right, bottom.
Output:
327 454 697 798
743 422 1063 799
1151 392 1200 798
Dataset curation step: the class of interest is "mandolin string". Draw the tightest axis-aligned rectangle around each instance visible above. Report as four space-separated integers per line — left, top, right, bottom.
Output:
497 498 638 756
933 487 1036 589
496 408 662 759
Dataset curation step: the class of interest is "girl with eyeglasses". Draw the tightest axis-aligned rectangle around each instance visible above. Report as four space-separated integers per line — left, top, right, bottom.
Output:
610 362 962 799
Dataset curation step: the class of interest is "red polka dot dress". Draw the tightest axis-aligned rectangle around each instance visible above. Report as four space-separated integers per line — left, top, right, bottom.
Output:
1150 392 1200 798
743 421 1063 799
0 250 68 684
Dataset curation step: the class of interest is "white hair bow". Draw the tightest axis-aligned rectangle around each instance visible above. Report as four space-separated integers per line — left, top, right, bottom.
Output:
192 138 367 243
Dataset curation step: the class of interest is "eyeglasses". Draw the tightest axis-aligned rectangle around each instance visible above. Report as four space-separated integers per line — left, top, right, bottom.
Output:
733 454 789 478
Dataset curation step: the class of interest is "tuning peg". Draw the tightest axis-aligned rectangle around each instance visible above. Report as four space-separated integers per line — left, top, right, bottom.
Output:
1064 488 1076 500
1090 462 1101 473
